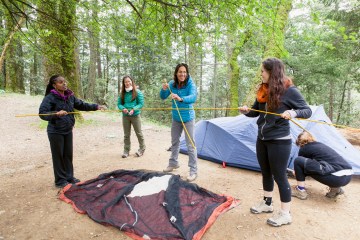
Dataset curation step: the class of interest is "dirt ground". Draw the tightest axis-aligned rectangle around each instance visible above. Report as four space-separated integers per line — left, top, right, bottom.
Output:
1 93 360 240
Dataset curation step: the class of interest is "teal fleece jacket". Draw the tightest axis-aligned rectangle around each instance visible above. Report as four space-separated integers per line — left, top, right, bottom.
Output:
117 89 144 116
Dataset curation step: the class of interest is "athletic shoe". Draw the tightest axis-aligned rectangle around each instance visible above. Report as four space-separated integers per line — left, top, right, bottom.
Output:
135 149 145 157
267 210 292 227
163 165 180 172
286 168 296 178
250 200 274 214
325 187 344 198
122 152 129 158
291 186 308 200
186 173 197 182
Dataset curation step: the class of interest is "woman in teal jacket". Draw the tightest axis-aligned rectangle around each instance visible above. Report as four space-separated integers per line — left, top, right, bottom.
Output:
118 75 145 158
160 63 198 182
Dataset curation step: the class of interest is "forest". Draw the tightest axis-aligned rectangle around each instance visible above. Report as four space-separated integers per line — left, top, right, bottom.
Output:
1 0 359 127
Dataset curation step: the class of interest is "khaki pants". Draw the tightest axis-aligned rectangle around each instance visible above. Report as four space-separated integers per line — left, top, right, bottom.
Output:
122 115 145 153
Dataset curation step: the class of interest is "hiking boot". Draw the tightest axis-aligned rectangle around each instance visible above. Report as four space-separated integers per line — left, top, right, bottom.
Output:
267 210 292 227
186 173 197 182
163 165 180 173
135 149 145 157
325 187 344 198
291 186 308 200
250 200 274 214
55 182 69 188
69 178 80 184
122 152 129 158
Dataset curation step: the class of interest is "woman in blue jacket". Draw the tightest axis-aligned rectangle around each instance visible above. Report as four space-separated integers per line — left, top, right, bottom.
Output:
117 75 145 158
239 58 312 227
160 63 198 182
39 75 106 188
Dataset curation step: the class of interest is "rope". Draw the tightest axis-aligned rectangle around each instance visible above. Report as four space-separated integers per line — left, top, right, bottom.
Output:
14 107 359 131
162 80 196 150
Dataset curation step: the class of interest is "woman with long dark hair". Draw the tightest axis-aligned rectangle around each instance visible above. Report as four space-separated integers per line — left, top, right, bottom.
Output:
160 63 198 182
117 75 145 158
39 75 106 188
239 58 312 227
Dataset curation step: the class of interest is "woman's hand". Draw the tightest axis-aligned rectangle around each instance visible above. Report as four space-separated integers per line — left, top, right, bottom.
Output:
129 109 134 115
239 106 250 114
281 110 296 119
171 93 182 102
56 110 68 116
162 82 168 90
123 109 129 114
97 105 107 110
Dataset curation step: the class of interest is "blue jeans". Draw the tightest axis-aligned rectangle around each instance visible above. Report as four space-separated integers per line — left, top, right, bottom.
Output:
169 120 197 175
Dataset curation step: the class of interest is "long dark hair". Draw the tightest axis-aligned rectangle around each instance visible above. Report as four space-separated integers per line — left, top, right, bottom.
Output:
173 63 190 87
45 75 61 96
120 75 137 104
262 58 288 111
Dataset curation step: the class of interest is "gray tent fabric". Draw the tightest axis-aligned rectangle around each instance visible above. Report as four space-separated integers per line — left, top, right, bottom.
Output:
180 105 360 175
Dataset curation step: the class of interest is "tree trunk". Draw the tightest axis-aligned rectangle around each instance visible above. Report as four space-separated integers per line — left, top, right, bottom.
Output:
245 0 293 105
86 29 97 101
336 80 348 124
0 16 25 74
213 43 218 118
328 80 334 121
59 0 81 97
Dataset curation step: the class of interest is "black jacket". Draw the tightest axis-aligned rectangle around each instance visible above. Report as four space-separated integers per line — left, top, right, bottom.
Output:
299 141 352 175
39 92 98 134
246 86 312 140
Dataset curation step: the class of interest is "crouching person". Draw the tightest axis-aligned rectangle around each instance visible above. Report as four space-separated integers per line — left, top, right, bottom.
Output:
291 131 353 200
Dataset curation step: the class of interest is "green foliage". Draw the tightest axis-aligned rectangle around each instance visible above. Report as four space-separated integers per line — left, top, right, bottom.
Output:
285 0 360 126
1 0 359 129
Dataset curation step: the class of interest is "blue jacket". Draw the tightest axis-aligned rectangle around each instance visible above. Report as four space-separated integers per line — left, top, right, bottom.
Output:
117 89 144 116
160 77 197 122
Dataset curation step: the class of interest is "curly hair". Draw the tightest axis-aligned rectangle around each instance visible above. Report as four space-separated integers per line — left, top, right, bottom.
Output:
296 131 316 147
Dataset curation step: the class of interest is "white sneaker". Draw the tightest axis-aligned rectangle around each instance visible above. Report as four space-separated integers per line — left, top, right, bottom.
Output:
135 149 145 157
186 173 197 182
250 200 273 214
291 186 308 200
267 210 292 227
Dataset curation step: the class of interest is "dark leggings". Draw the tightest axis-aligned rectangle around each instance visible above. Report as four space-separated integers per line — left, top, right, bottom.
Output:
256 138 292 203
48 132 74 186
294 156 352 188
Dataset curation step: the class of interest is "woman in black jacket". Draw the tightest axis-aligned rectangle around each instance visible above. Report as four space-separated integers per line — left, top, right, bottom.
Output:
291 131 353 200
39 75 106 188
239 58 312 227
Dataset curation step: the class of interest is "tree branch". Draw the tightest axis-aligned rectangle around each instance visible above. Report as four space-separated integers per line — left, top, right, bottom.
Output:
0 16 25 74
125 0 142 19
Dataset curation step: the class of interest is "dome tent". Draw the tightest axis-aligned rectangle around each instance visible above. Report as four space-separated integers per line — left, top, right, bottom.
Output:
180 105 360 175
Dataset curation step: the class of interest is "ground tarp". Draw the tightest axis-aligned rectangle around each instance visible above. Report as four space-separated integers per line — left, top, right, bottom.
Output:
59 169 239 240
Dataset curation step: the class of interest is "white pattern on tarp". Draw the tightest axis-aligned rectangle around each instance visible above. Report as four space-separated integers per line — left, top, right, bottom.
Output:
127 175 172 197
